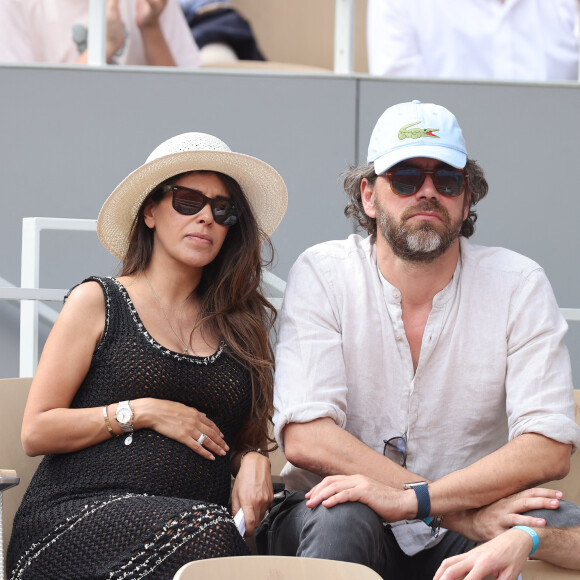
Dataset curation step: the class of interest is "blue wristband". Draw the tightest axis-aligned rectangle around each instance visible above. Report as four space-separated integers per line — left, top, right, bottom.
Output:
511 525 539 555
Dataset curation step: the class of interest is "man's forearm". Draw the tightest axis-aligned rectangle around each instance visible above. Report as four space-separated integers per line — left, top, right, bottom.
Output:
285 421 570 507
283 418 425 486
428 433 571 517
534 526 580 568
285 420 571 527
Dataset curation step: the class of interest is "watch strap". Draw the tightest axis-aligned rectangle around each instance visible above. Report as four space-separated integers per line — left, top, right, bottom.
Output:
115 400 135 446
411 483 431 519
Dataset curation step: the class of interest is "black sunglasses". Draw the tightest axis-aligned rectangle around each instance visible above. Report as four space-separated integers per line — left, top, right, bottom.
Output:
386 166 467 198
383 434 407 468
159 184 239 226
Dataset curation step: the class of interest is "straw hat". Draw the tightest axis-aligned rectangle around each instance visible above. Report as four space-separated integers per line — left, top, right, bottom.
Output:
97 132 288 260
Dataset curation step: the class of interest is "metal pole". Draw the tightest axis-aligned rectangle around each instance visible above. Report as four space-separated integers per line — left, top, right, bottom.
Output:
88 0 107 66
20 218 40 377
334 0 355 74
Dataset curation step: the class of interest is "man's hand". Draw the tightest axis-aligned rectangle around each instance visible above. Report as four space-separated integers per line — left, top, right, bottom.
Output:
433 528 532 580
305 474 417 522
448 488 562 542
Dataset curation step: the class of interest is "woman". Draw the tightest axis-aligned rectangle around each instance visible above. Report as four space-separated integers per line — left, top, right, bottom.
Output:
0 0 201 67
7 132 288 579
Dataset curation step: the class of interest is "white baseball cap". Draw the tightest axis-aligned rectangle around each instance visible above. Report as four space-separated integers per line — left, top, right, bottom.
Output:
368 100 467 175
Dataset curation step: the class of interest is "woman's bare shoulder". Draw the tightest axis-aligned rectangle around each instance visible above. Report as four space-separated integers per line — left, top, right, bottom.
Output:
65 279 106 310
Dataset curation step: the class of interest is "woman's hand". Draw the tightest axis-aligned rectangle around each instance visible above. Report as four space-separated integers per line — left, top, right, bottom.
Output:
433 528 532 580
135 398 229 460
134 0 175 65
136 0 167 29
231 452 273 537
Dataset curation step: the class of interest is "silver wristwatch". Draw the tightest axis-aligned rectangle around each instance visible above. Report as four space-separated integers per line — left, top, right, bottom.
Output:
115 400 134 445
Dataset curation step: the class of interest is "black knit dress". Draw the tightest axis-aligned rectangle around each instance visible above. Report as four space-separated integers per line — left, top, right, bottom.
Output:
7 276 252 580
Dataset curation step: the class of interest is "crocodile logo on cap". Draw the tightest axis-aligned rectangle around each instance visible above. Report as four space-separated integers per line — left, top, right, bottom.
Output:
398 121 439 140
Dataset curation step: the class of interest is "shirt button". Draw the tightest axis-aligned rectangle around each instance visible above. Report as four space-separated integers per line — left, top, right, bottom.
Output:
393 290 401 299
395 334 403 341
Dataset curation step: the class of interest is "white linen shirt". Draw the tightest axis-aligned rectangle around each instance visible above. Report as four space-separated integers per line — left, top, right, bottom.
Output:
367 0 579 81
273 235 580 554
0 0 201 67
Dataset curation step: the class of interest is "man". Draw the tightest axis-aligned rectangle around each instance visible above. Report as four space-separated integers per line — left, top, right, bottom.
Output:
263 100 580 579
367 0 579 82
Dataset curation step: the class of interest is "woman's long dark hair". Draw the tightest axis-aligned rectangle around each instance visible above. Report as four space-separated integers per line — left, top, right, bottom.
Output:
122 171 277 454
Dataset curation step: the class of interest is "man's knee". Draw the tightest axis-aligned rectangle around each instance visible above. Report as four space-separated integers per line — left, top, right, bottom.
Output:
525 499 580 527
297 501 385 565
302 501 383 535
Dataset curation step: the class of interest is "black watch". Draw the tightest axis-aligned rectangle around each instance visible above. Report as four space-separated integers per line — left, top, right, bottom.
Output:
404 481 444 537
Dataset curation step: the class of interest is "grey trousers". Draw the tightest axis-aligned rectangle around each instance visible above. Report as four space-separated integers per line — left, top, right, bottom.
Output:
257 491 580 580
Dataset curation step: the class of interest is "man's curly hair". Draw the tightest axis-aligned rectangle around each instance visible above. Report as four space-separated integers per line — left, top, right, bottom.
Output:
343 158 489 238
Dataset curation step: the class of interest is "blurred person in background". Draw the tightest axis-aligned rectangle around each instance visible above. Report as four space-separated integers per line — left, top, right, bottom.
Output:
0 0 201 67
179 0 265 66
367 0 579 82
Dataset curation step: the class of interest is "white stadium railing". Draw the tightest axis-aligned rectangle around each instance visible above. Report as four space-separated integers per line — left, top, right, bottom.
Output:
0 217 286 377
0 216 578 377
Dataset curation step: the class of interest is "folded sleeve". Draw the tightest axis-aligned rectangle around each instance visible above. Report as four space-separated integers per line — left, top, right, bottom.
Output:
505 268 580 451
273 250 349 450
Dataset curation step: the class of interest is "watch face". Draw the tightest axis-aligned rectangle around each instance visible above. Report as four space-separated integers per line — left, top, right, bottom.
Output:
117 408 132 424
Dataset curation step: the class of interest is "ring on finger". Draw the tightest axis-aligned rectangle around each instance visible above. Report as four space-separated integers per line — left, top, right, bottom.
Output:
196 433 206 445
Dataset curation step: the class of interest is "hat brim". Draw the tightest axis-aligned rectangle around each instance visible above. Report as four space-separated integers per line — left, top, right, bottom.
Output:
97 150 288 260
374 144 467 175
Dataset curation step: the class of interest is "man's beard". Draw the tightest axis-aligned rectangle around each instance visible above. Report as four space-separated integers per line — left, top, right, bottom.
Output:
375 198 463 263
